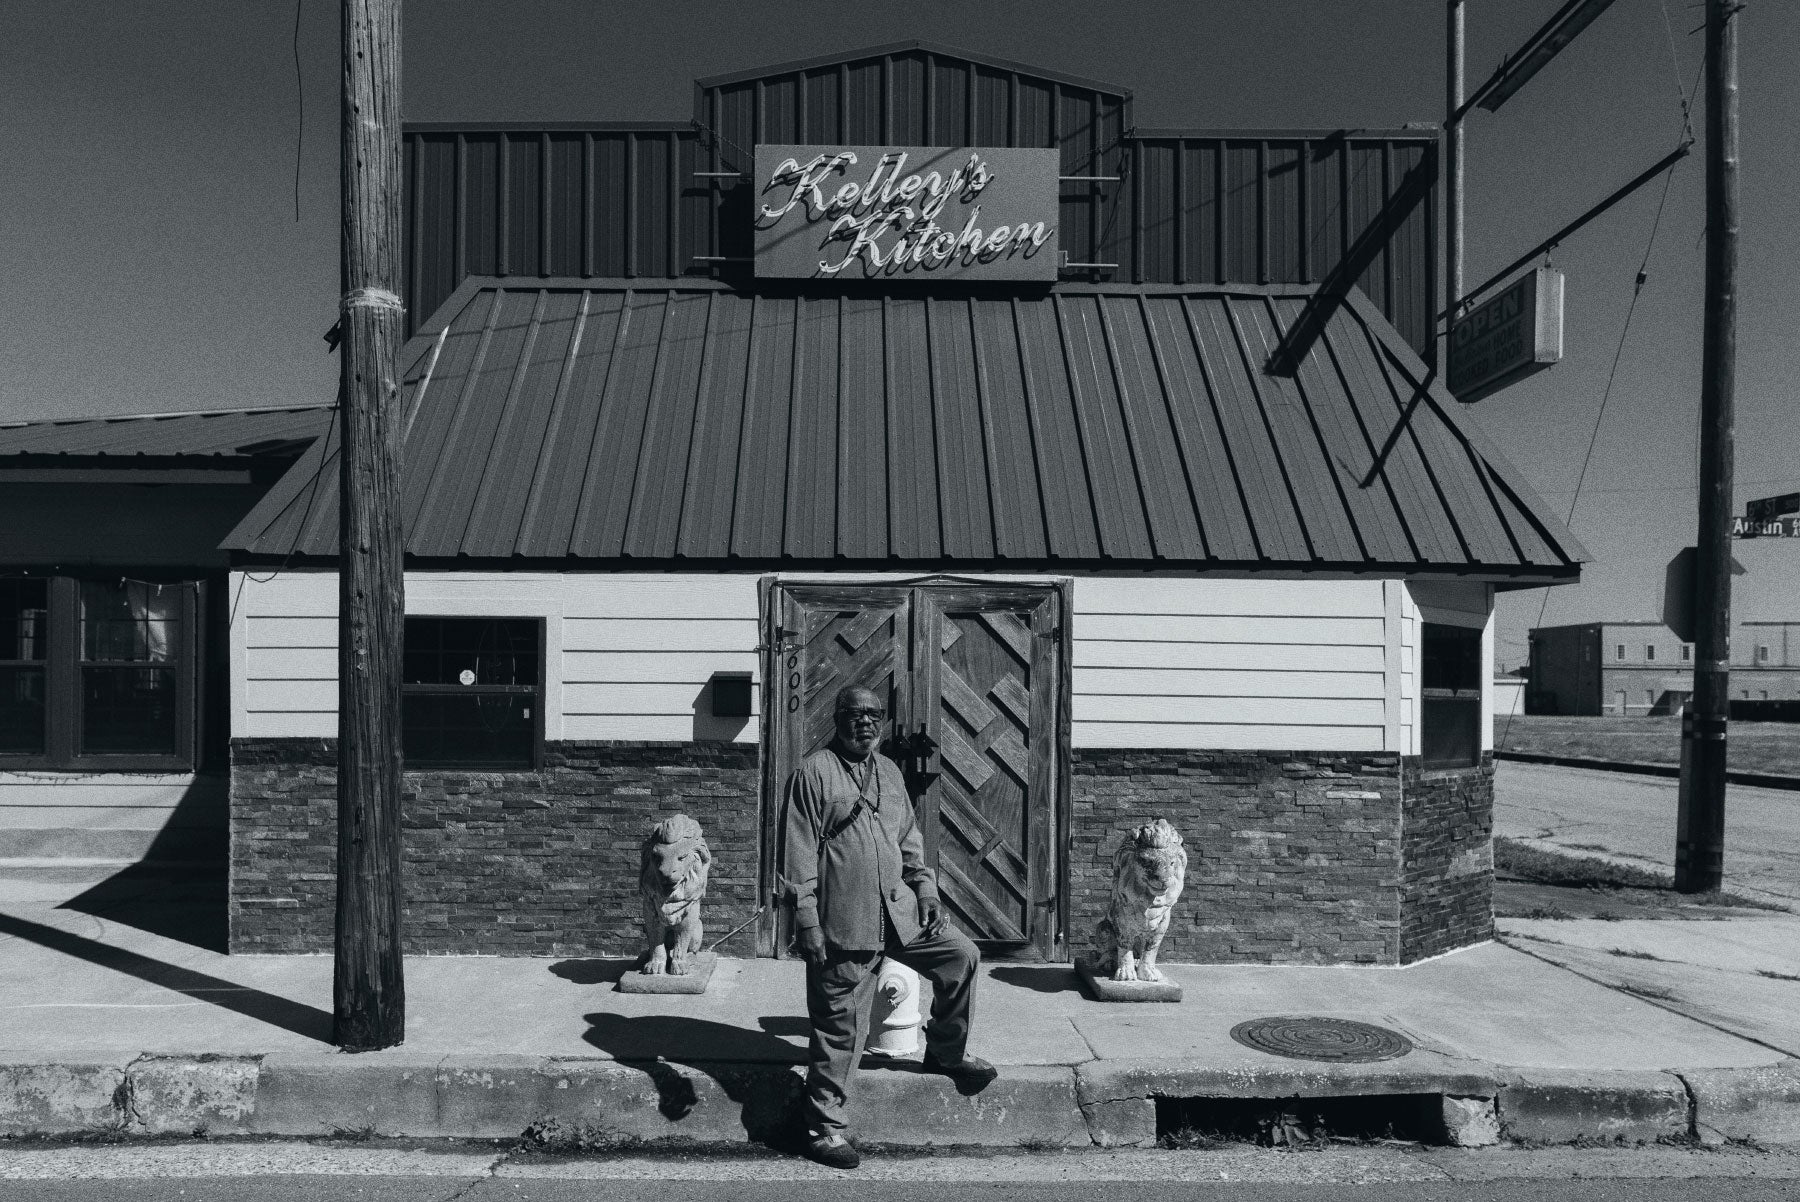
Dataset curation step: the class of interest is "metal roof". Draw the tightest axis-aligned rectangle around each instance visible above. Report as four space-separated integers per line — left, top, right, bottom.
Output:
0 406 332 460
224 278 1585 578
691 40 1131 99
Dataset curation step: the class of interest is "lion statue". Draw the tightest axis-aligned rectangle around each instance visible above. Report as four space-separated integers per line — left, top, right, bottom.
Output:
638 814 712 975
1090 819 1187 983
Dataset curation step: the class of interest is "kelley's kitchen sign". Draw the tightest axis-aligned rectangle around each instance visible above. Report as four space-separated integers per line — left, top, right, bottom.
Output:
754 144 1060 281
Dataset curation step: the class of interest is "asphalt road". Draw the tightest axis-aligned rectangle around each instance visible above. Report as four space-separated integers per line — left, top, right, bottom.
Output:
1493 761 1800 905
10 1180 1800 1202
3 1143 1800 1201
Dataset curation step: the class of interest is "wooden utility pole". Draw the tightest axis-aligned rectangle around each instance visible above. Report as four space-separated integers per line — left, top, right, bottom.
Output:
1676 0 1739 894
334 0 407 1050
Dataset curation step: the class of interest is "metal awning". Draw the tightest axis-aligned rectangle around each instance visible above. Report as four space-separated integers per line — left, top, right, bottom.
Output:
223 277 1584 578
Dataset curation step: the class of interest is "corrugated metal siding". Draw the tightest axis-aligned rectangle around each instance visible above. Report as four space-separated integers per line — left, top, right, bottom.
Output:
1127 134 1438 354
226 279 1581 576
0 406 330 459
402 45 1438 359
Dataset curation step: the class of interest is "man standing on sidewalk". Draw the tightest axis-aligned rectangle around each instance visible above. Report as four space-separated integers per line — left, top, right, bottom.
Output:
781 685 997 1169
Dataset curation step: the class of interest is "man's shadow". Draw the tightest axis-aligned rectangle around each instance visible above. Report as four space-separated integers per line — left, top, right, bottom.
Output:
580 1011 809 1149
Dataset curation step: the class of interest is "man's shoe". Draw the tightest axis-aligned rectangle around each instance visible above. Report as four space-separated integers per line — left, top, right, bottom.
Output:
921 1051 999 1084
802 1135 861 1169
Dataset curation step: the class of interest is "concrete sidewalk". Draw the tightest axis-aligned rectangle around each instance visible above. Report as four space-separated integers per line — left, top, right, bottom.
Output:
3 864 1798 1149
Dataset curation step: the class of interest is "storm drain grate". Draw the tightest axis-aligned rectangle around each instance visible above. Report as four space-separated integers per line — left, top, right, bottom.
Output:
1229 1016 1413 1062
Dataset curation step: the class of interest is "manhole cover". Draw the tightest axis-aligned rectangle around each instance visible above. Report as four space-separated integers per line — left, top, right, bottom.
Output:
1229 1017 1413 1062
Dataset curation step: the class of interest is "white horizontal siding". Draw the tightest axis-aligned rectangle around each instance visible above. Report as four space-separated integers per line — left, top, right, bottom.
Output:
1070 578 1390 751
1072 723 1385 751
561 618 759 653
1075 640 1384 673
231 572 758 743
229 571 1469 754
1077 614 1385 645
1077 668 1383 699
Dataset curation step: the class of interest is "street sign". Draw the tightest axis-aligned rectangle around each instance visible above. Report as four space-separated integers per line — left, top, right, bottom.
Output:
753 144 1060 281
1732 515 1800 539
1663 545 1748 642
1744 493 1800 523
1448 266 1565 403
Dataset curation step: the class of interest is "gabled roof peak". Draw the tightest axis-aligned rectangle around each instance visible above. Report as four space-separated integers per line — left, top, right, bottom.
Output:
693 39 1131 101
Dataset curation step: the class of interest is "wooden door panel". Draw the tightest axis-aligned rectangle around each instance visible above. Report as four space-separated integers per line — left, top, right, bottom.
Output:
916 590 1060 957
770 586 910 956
767 581 1063 961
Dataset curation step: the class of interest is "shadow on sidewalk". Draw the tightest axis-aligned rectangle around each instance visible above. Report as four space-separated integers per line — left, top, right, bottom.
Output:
581 1012 806 1148
547 959 635 986
990 965 1081 994
57 776 228 953
0 912 331 1043
60 864 226 954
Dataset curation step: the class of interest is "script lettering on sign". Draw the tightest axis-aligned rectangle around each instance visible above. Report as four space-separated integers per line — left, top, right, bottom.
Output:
753 144 1060 281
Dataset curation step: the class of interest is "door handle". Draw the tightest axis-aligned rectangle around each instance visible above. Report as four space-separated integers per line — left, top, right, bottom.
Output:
893 725 940 794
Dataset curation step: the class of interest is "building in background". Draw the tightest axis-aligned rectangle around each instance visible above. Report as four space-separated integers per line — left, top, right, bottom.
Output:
0 408 329 863
1527 619 1800 716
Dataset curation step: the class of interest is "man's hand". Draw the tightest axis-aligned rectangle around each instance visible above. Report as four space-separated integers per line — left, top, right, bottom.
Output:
795 923 827 965
918 894 944 936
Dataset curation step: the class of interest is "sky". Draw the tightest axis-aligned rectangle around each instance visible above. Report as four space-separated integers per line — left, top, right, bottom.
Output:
3 0 1797 666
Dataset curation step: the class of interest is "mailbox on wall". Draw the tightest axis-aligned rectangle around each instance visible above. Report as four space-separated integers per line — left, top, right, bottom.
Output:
710 671 754 718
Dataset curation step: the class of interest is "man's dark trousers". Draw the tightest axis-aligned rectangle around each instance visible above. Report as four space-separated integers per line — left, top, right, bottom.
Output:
803 921 981 1140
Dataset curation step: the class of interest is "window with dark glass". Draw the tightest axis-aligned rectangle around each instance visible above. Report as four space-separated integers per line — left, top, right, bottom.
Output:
402 617 540 769
80 581 181 755
0 579 49 756
1421 622 1482 769
0 575 196 769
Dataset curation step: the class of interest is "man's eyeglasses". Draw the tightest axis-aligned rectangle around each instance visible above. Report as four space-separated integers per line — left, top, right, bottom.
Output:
838 708 885 721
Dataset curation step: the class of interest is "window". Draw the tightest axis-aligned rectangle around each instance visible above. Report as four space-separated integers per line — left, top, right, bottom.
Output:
0 578 48 755
0 576 196 769
1756 645 1771 663
402 617 541 769
1615 643 1627 661
1680 644 1692 662
1421 623 1481 769
1645 644 1656 662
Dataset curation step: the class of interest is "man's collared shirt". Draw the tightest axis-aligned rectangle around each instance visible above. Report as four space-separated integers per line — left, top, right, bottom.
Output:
783 745 938 951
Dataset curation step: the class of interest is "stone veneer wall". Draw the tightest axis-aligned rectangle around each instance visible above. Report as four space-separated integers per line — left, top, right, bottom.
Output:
1398 754 1495 963
233 740 1495 965
229 738 762 956
1069 750 1405 965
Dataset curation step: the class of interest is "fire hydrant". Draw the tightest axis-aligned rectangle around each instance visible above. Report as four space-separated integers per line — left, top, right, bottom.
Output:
865 957 922 1057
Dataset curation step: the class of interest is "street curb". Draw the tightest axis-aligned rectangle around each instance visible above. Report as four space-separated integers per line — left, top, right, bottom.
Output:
1496 1069 1690 1144
3 1053 1798 1148
1495 750 1800 792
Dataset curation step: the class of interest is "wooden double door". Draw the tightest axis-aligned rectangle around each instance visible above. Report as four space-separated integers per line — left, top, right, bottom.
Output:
766 582 1068 960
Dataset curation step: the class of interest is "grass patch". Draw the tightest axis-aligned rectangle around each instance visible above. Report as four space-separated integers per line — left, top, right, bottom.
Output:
1493 838 1782 920
1606 948 1663 961
1756 969 1800 982
1494 838 1671 890
1496 715 1800 777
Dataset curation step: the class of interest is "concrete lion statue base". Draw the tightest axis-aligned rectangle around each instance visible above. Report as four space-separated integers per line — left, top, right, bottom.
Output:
1081 819 1187 999
637 814 711 976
